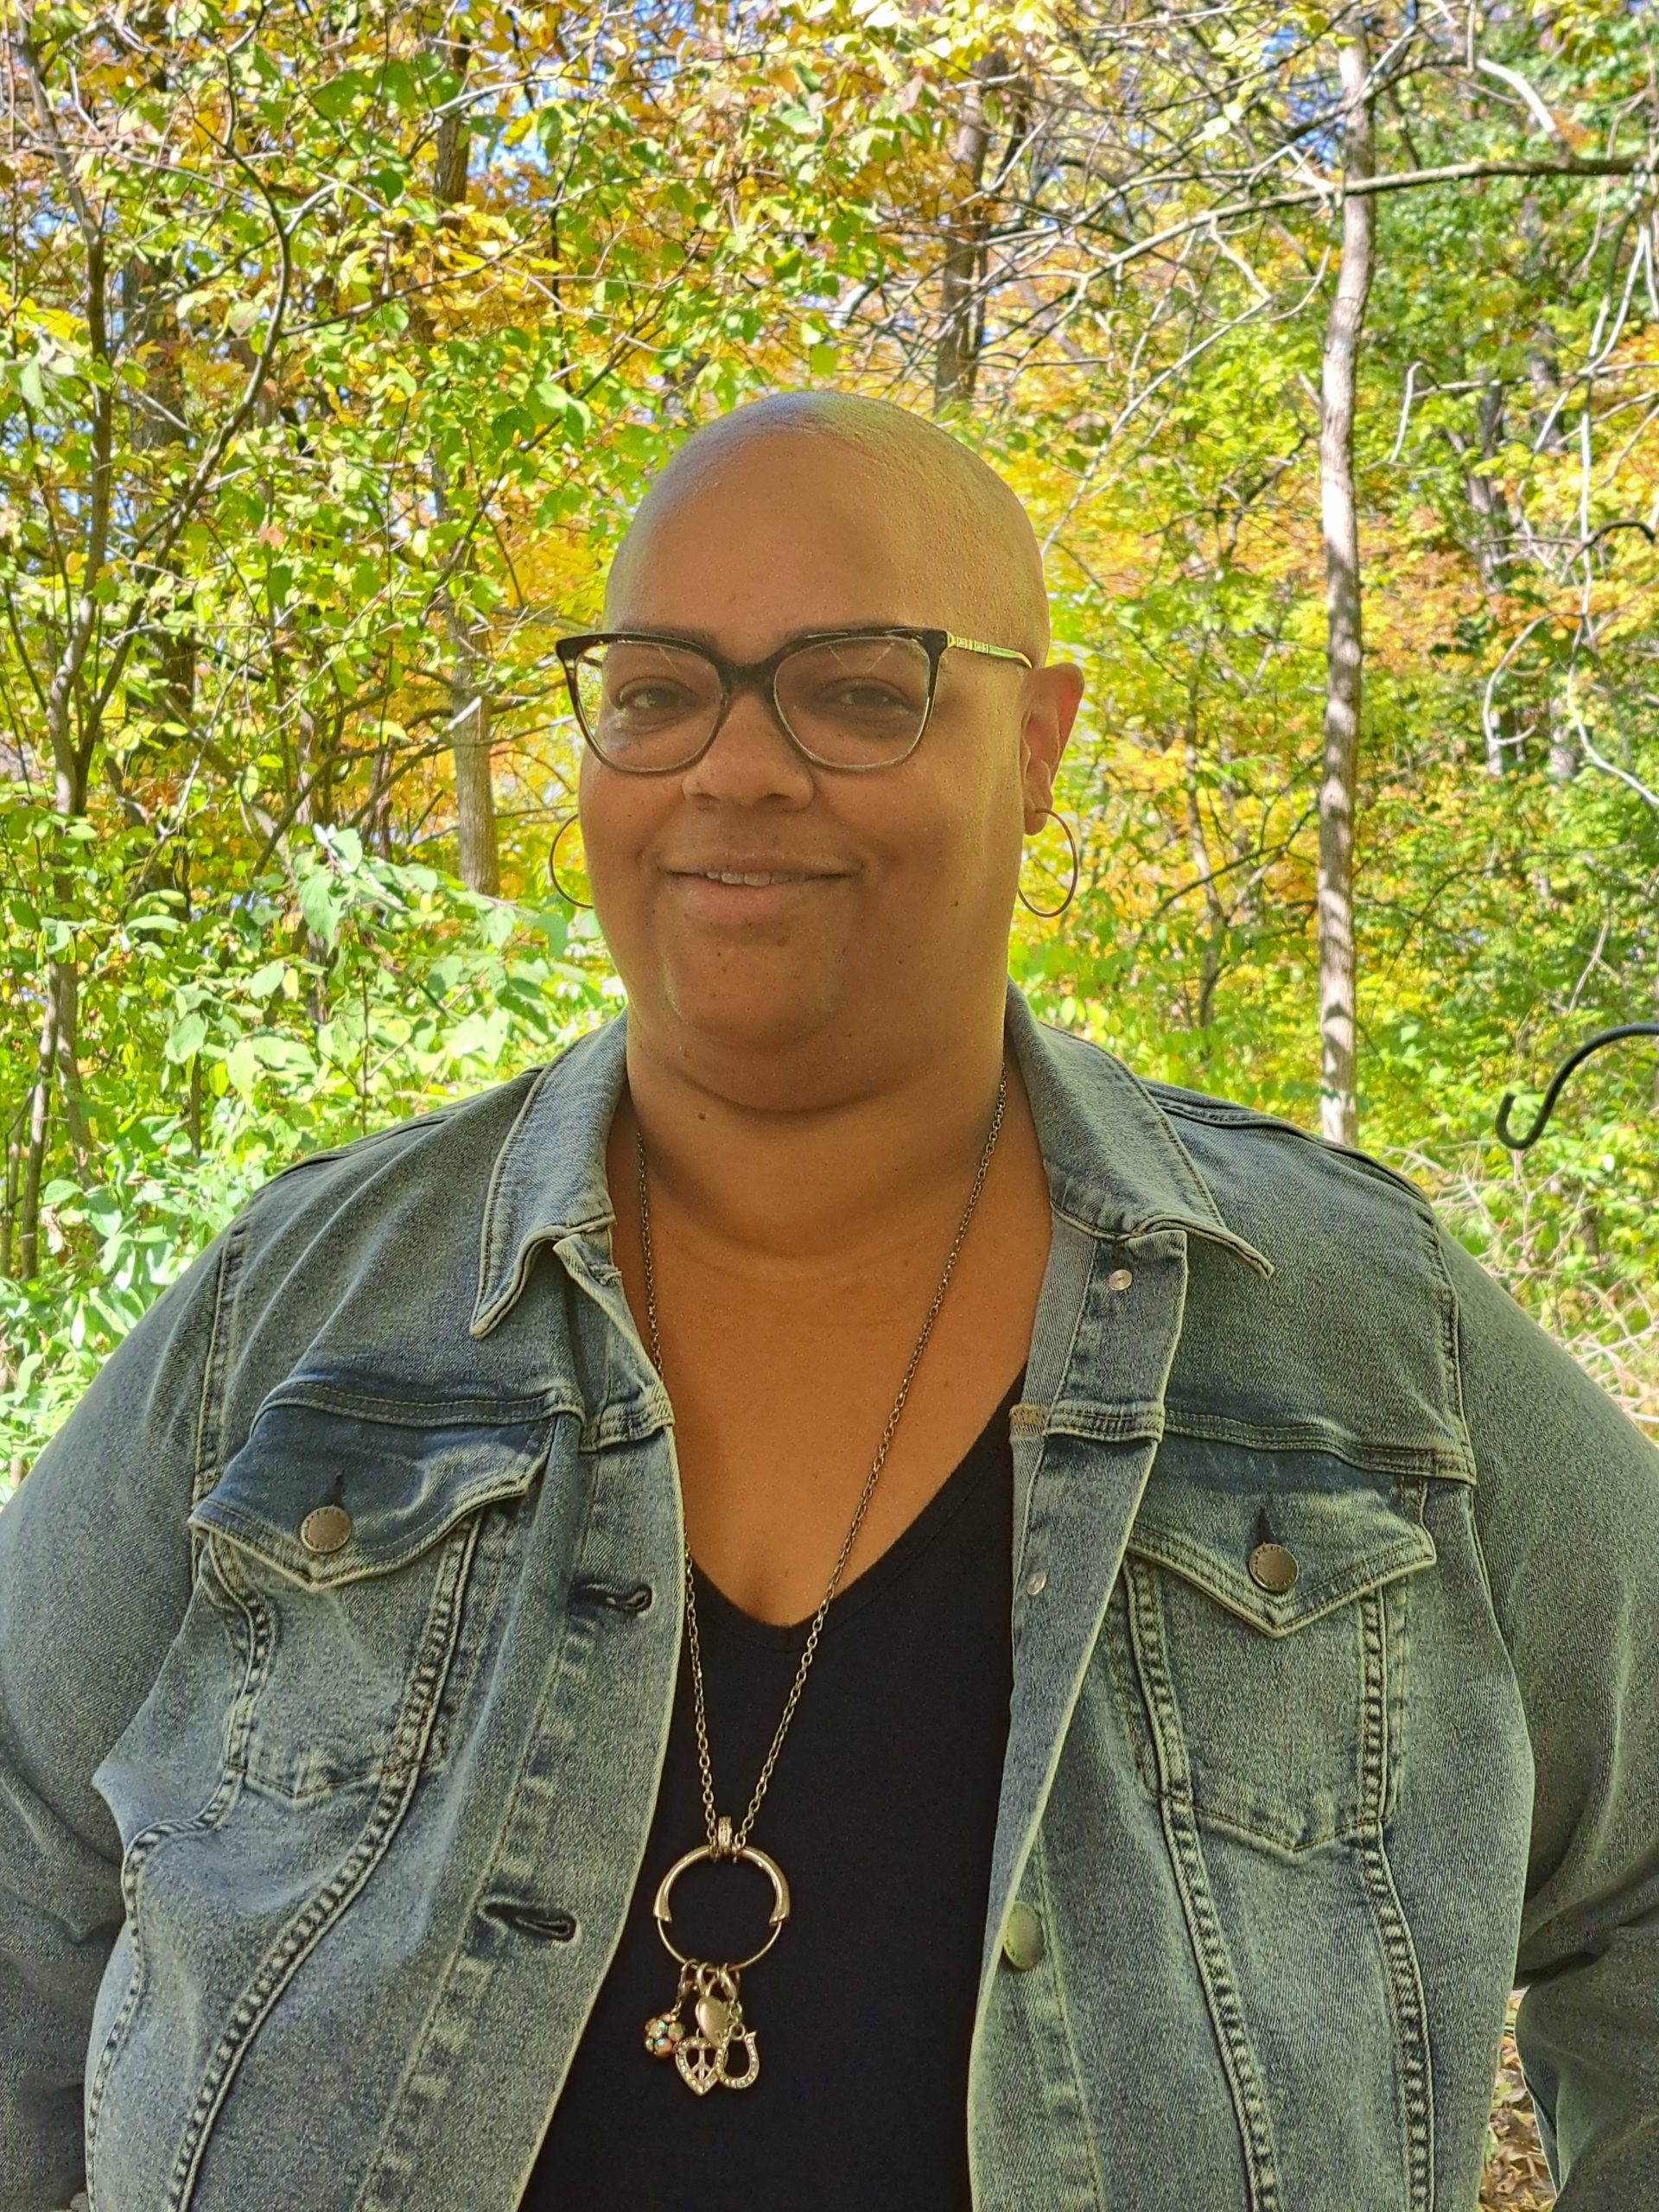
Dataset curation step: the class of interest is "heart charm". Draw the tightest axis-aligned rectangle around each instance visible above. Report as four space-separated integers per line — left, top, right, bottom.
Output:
674 2035 725 2096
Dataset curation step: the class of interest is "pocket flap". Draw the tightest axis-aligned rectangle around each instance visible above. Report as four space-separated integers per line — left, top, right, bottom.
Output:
190 1389 556 1589
1125 1436 1436 1635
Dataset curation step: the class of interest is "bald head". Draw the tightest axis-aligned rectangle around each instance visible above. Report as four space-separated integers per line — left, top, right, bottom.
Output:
601 391 1052 663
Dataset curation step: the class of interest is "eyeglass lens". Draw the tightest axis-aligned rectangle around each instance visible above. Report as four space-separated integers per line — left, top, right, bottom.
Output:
569 636 932 770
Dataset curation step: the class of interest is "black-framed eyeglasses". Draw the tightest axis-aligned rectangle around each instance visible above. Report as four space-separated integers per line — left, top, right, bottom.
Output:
553 625 1034 774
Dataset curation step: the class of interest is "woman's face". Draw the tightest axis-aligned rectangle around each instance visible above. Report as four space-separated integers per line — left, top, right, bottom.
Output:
578 437 1079 1106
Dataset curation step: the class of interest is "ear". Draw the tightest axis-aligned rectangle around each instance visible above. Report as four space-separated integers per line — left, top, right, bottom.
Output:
1020 662 1084 831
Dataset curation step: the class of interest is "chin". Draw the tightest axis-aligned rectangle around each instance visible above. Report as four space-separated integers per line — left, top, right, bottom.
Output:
654 962 857 1080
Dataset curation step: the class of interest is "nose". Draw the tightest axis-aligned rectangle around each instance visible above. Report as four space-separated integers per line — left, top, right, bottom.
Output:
680 674 817 806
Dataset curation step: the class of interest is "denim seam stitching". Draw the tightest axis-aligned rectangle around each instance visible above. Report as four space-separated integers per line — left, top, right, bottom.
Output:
164 1517 480 2212
1357 1825 1436 2212
1126 1557 1281 2212
1362 1804 1442 2202
83 1551 266 2209
1014 1238 1103 1576
1100 1581 1160 1798
188 1213 251 1580
353 1444 617 2210
1358 1573 1435 2209
1031 1835 1111 2211
257 1384 582 1424
1159 1408 1476 1479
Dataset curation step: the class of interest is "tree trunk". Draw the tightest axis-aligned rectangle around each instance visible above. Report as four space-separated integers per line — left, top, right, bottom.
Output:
1452 383 1517 775
1547 692 1580 783
1 1107 22 1279
124 245 195 743
17 981 61 1281
451 673 500 893
429 35 499 896
933 53 1003 416
1316 27 1375 1148
1183 675 1227 1035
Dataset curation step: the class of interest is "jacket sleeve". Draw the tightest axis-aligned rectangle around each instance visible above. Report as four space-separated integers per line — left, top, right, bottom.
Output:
1439 1224 1659 2203
0 1224 234 2212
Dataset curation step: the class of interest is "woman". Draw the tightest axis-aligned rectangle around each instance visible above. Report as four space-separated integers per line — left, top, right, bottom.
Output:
3 391 1656 2211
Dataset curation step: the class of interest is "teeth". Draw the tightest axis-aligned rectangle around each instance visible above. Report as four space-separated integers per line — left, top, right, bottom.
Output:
701 871 802 886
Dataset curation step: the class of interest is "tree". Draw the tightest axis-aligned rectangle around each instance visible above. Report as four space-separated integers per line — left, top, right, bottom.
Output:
1317 26 1376 1148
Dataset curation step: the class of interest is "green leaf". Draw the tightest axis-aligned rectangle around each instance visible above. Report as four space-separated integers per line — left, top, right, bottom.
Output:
246 959 289 999
225 1037 260 1096
164 1009 210 1063
312 71 365 120
297 870 342 948
249 1033 316 1077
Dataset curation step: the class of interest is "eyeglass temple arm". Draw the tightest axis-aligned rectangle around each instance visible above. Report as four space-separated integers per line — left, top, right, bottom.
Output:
946 632 1034 668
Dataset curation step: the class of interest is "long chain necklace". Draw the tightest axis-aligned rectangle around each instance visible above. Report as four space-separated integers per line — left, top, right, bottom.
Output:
633 1062 1008 2096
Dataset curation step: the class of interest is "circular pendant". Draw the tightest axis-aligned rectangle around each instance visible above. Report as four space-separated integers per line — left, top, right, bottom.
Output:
644 2012 684 2058
651 1839 792 1971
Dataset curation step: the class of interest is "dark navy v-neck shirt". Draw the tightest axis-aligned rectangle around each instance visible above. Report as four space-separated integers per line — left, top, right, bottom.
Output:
526 1369 1022 2209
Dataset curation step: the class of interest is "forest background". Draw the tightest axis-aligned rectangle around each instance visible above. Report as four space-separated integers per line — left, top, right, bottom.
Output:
4 1 1659 2196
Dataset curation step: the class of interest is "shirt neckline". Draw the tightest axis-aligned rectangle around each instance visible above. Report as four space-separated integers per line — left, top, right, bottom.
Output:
690 1366 1027 1652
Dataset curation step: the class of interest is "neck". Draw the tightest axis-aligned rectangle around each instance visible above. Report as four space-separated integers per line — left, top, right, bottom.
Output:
618 991 1015 1270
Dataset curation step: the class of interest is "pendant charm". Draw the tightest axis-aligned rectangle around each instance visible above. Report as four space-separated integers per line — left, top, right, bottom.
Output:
643 1961 760 2094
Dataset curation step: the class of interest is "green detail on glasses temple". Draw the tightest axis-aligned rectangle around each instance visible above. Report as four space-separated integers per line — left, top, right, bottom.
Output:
554 626 1033 774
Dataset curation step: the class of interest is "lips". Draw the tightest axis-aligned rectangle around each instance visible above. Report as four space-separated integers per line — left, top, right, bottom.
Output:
677 869 828 886
664 862 847 885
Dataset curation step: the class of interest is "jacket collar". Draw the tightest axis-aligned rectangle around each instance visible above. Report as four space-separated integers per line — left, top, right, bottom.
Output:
470 977 1268 1338
1002 982 1271 1277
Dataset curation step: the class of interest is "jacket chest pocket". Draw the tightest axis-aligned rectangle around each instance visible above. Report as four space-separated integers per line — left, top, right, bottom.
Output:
1113 1440 1438 1855
188 1389 556 1802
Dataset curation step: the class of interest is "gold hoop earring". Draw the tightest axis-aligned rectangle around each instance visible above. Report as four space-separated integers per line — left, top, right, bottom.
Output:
1017 807 1079 919
549 812 592 909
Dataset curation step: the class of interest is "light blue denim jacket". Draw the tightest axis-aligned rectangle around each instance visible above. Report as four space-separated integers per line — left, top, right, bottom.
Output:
3 982 1657 2212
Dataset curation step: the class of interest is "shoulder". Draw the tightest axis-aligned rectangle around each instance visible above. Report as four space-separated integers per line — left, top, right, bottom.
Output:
1114 1066 1469 1464
215 1068 554 1305
245 1065 550 1229
1137 1071 1443 1256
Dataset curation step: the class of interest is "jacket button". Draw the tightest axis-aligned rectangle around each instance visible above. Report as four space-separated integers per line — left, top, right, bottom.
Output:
1107 1267 1134 1293
1247 1541 1298 1593
1001 1902 1045 1972
299 1504 353 1555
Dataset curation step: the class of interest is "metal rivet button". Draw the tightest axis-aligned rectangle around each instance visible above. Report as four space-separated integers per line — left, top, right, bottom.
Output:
1247 1541 1298 1594
1107 1267 1134 1293
1025 1569 1047 1599
1002 1901 1045 1972
299 1504 353 1555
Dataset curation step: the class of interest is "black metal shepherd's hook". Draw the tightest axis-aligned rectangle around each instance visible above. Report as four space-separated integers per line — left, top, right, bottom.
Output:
1495 1024 1659 1151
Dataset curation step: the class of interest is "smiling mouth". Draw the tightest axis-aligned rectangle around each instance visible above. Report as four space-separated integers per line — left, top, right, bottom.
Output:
671 869 837 887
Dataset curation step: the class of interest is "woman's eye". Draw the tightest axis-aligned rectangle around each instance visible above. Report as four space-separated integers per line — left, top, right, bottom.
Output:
826 683 906 711
616 684 689 715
